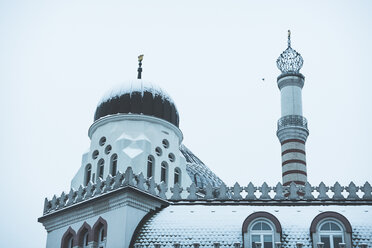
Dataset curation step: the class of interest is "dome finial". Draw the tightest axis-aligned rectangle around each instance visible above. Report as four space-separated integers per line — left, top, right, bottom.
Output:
276 31 303 74
137 54 144 79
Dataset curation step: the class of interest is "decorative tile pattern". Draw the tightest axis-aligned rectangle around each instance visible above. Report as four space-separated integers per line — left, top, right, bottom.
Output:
134 205 372 248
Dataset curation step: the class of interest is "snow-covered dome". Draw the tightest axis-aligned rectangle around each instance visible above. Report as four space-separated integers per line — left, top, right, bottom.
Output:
94 80 180 127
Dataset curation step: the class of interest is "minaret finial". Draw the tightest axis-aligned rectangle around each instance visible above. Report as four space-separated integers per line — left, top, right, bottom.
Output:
137 54 144 79
276 30 303 73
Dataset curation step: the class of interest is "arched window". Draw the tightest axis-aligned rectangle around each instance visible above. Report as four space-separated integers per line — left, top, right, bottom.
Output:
174 167 181 185
161 161 168 184
77 222 91 248
93 217 108 248
242 212 282 248
250 220 274 248
318 221 344 248
61 227 76 248
84 164 92 186
97 159 104 179
147 155 154 178
110 154 118 176
310 212 352 248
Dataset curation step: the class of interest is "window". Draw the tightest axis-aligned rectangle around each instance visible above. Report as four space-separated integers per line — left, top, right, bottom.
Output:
67 237 73 248
93 217 107 248
155 147 162 156
83 232 89 247
99 226 105 242
92 150 99 159
77 222 91 248
110 154 117 176
250 221 274 248
85 164 92 186
174 167 181 185
99 136 106 146
147 155 154 178
161 161 168 184
242 212 282 248
168 153 175 162
310 212 352 248
98 159 104 179
162 139 169 148
319 221 344 248
105 145 112 155
61 227 76 248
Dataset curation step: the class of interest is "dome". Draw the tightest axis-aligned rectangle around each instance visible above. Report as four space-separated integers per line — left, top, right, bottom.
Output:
94 80 179 127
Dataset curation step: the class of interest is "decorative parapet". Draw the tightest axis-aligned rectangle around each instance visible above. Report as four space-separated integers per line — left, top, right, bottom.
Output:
43 172 372 215
42 167 169 215
178 181 372 203
277 115 308 131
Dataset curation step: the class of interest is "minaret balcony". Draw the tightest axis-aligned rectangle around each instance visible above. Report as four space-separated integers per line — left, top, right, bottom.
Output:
277 115 308 131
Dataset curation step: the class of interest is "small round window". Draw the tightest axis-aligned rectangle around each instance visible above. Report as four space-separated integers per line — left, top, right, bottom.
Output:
162 139 169 148
105 145 112 155
155 147 162 156
99 137 106 146
92 150 99 159
168 153 175 162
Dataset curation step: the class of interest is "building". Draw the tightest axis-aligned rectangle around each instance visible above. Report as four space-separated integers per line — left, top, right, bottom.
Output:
38 32 372 248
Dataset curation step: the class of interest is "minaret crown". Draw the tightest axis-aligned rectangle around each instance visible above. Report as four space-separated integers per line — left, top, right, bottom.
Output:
276 30 304 74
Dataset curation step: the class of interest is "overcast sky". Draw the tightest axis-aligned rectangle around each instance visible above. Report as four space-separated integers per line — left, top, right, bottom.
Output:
1 1 372 247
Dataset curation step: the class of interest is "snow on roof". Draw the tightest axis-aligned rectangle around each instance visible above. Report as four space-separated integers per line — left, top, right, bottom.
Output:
97 80 176 107
134 205 372 248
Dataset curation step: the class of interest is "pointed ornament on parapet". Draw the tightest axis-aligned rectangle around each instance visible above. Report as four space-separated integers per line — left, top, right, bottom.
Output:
135 172 146 191
273 183 285 200
231 182 243 200
303 182 315 200
361 182 372 200
170 183 183 200
205 183 215 199
245 182 257 200
187 183 198 200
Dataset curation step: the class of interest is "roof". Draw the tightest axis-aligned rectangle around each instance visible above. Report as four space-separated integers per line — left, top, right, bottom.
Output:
133 205 372 248
181 144 224 187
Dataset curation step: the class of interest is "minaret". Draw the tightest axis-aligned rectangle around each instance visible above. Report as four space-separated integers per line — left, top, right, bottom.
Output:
276 30 309 186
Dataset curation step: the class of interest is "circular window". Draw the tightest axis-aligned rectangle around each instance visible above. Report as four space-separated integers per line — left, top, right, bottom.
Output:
92 150 99 159
99 137 106 146
155 147 162 156
162 139 169 148
105 145 112 154
168 153 175 162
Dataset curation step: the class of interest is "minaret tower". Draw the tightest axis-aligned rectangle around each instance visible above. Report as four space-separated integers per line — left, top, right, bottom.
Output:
276 30 309 186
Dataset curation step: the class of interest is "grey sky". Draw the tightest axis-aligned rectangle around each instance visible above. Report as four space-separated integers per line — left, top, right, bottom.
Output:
1 1 371 247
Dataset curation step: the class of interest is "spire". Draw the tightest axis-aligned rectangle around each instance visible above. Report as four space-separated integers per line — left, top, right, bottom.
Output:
137 54 144 79
276 30 303 74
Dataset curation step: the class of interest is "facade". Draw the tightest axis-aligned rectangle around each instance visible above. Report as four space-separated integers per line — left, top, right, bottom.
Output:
38 32 372 248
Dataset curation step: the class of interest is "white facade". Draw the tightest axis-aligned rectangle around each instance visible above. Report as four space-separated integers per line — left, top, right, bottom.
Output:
71 114 192 193
40 186 168 248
